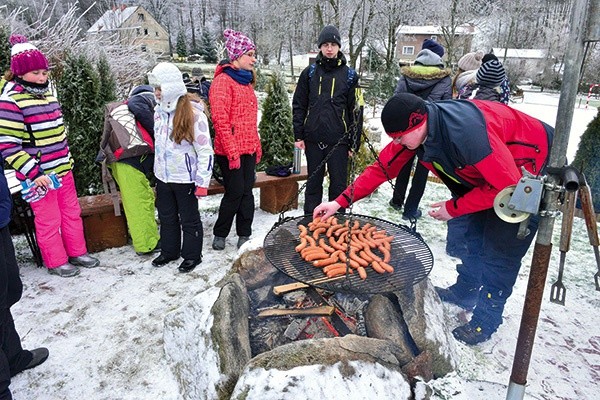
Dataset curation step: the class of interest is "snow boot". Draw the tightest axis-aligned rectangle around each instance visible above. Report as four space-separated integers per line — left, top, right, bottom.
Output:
435 285 479 310
68 254 100 268
212 236 226 250
237 236 250 249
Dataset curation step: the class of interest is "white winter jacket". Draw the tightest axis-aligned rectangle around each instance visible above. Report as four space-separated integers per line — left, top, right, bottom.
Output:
153 100 214 192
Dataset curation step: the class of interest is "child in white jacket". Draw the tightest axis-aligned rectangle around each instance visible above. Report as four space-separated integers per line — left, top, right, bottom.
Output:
147 62 214 273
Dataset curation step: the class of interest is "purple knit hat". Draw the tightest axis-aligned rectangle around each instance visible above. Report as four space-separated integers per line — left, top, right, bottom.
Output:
9 34 49 76
223 29 256 61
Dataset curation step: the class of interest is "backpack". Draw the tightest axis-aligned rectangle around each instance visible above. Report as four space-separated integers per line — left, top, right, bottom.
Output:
97 101 155 215
307 63 358 88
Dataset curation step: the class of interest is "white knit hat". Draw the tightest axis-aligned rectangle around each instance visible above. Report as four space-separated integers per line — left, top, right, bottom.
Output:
147 62 186 113
457 50 484 71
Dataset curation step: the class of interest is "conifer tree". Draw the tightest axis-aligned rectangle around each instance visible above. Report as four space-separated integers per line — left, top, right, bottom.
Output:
257 71 294 171
199 30 218 63
97 54 117 106
0 25 9 73
573 108 600 212
176 31 188 58
57 53 103 196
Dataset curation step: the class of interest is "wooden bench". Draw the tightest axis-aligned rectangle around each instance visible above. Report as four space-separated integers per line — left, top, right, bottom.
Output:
78 166 309 252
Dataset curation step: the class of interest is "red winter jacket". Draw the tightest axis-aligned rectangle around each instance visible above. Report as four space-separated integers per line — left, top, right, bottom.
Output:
209 63 260 162
337 100 553 217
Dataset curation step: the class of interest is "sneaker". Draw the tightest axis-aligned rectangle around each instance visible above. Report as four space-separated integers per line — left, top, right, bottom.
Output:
178 257 202 273
237 236 250 249
452 320 497 345
68 254 100 268
212 236 226 250
136 240 161 256
435 286 478 310
151 254 178 267
388 199 403 211
402 209 422 221
47 264 80 277
23 348 49 371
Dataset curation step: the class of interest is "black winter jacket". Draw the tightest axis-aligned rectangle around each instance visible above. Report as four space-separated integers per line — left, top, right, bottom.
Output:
292 52 362 151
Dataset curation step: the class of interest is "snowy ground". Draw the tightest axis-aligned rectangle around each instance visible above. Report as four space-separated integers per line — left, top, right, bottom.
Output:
8 92 600 399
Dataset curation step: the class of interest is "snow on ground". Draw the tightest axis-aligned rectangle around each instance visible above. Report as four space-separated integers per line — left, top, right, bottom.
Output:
8 92 600 399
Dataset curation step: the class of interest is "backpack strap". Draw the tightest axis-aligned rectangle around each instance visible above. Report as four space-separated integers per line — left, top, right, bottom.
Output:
101 160 121 216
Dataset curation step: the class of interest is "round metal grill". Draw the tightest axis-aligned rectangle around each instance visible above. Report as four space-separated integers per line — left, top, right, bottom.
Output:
263 214 434 294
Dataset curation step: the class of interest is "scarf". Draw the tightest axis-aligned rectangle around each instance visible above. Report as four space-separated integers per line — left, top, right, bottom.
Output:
15 76 49 96
224 67 253 85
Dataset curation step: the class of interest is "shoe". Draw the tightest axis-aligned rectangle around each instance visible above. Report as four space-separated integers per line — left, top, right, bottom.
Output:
237 236 250 249
136 240 162 256
435 286 478 310
152 254 178 267
452 320 497 345
68 254 99 268
388 199 403 211
23 347 49 371
47 264 80 277
212 236 226 250
402 209 422 221
178 258 201 273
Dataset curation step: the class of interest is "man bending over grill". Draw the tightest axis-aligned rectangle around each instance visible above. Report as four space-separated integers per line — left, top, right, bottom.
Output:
313 93 553 345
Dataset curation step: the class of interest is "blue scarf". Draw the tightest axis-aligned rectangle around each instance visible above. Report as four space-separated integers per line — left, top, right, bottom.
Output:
224 67 253 85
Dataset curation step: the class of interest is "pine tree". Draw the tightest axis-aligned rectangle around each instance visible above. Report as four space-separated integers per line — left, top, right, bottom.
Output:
573 108 600 212
0 25 10 74
57 53 104 196
198 30 217 63
257 71 294 171
176 31 188 58
97 54 117 106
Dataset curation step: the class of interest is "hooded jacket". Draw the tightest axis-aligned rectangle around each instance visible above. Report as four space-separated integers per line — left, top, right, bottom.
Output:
394 49 452 101
336 100 553 217
209 62 260 163
292 52 362 151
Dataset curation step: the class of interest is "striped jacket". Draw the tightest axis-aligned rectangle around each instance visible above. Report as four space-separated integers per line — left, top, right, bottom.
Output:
0 82 73 181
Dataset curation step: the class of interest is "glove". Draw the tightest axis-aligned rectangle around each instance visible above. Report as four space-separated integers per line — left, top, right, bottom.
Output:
20 180 46 203
194 186 206 198
229 158 241 170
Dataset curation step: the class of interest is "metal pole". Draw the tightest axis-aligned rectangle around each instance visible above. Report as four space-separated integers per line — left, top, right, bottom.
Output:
507 0 591 399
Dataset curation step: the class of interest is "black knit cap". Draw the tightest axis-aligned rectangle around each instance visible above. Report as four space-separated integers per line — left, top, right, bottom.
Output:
318 25 342 47
381 94 428 138
481 53 498 64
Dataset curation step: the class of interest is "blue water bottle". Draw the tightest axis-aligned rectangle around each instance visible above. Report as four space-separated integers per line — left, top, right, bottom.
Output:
293 148 302 174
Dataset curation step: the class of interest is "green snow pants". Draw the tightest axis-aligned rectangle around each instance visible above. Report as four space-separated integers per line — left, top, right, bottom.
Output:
108 162 159 253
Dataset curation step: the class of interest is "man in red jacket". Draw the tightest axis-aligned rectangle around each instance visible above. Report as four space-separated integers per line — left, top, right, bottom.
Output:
314 93 554 344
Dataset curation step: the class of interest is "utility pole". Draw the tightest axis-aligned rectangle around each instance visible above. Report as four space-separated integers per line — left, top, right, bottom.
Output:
506 0 597 399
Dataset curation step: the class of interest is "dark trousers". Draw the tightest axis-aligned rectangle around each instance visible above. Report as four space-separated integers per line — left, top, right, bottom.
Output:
1 226 32 400
446 215 469 258
454 209 539 328
156 180 203 261
391 155 428 213
213 154 256 238
304 141 349 215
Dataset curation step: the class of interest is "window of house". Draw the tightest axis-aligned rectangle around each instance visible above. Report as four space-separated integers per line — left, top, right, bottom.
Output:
402 46 415 55
144 28 148 35
136 28 141 35
138 13 145 21
141 45 147 52
155 31 159 37
430 35 437 41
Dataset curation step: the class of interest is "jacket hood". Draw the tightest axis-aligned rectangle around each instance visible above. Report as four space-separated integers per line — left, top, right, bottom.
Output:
454 69 477 92
414 49 444 68
129 84 154 97
148 62 186 113
214 61 234 78
401 65 451 80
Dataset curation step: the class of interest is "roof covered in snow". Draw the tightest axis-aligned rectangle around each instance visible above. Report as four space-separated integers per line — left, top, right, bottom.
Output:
396 24 476 36
87 5 139 33
492 48 547 59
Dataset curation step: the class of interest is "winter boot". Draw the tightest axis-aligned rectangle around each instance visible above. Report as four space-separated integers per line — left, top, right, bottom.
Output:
68 254 100 268
212 236 226 250
435 285 479 310
47 263 80 277
452 319 497 345
237 236 250 249
453 288 506 345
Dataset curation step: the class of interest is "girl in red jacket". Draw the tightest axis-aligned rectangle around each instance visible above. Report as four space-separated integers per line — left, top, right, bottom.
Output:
209 29 261 251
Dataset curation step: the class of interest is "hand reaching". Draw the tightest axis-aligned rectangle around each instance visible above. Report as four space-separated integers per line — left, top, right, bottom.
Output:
428 201 453 221
313 201 341 220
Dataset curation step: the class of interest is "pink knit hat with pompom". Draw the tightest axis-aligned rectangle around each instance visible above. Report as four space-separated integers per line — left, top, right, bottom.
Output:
9 34 49 76
223 29 255 61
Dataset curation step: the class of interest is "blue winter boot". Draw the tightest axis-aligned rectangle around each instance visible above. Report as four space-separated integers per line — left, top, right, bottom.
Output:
453 288 506 345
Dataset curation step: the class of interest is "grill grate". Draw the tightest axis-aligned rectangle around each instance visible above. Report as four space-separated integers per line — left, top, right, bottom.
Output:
263 214 434 294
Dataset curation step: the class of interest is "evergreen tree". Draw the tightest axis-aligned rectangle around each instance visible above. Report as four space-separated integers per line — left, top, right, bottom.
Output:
176 31 188 58
97 54 117 106
198 30 218 63
57 53 103 196
257 71 294 171
573 108 600 212
0 25 10 74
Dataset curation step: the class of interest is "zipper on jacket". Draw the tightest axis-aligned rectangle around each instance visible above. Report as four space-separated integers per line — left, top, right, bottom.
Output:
318 76 322 96
506 141 540 153
185 153 193 181
330 77 336 98
341 109 347 133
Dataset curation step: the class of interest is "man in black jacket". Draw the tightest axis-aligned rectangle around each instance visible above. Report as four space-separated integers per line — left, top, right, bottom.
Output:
1 155 48 400
292 25 363 215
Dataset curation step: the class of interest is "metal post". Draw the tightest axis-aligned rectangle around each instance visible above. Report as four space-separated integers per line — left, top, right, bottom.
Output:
506 0 592 399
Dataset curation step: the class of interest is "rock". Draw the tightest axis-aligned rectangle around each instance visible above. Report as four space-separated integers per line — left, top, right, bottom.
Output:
394 279 458 377
231 248 279 290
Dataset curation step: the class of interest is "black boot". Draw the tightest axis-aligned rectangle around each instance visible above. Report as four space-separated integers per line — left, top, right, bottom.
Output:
152 254 178 267
178 257 202 273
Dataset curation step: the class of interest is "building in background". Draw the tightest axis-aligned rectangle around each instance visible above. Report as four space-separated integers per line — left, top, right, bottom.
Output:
87 5 169 55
